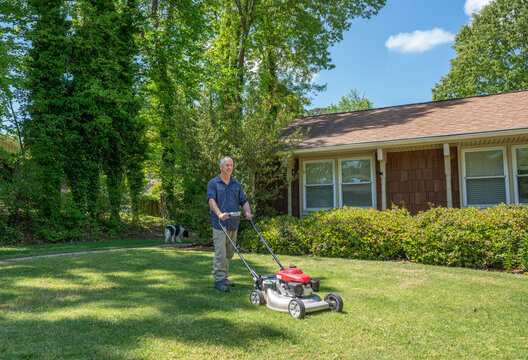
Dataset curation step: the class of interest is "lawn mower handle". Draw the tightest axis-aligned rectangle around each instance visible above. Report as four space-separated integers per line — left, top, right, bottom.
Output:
248 219 284 270
226 213 284 270
218 214 259 282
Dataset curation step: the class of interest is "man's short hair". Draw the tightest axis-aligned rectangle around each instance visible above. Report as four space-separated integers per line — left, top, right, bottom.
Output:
220 156 234 166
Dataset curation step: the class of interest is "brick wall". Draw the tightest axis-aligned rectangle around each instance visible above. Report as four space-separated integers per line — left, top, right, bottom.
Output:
386 148 459 214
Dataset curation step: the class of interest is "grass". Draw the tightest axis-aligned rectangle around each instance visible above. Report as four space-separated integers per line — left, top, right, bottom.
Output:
0 213 197 261
0 239 170 261
0 247 527 359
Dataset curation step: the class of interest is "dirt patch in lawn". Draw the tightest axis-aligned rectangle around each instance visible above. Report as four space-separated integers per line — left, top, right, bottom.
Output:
177 243 214 252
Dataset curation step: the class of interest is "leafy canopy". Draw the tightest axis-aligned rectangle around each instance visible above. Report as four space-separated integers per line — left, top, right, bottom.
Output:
432 0 528 100
327 89 373 113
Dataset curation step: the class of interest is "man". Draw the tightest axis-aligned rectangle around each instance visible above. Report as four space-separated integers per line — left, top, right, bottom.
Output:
207 156 253 292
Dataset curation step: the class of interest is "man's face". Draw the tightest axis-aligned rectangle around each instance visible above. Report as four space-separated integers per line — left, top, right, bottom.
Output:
220 158 234 177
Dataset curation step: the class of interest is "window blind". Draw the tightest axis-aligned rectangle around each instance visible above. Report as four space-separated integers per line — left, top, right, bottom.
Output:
341 159 373 207
305 161 334 209
465 149 506 206
516 148 528 203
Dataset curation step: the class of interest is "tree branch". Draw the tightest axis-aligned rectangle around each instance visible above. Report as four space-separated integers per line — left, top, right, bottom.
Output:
8 96 24 155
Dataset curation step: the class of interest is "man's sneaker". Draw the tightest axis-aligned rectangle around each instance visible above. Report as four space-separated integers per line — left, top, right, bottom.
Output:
223 279 235 287
214 280 229 292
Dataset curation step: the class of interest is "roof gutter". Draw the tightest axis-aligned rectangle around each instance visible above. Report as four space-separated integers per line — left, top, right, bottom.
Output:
293 127 528 154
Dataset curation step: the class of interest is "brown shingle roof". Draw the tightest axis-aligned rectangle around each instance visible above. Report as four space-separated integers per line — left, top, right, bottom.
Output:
289 90 528 149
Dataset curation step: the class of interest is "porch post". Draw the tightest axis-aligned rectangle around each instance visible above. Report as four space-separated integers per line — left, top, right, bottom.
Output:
287 161 293 216
377 148 387 211
443 143 453 208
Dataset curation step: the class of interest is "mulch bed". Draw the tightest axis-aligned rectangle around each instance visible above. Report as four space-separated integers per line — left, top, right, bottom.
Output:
177 243 214 252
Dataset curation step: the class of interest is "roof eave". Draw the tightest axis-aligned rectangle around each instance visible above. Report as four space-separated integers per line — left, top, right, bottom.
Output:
293 127 528 155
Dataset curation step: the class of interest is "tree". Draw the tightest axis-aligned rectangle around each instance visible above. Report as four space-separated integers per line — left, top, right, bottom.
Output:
140 0 205 221
102 0 146 224
25 0 71 218
203 0 386 119
432 0 528 100
190 0 386 204
326 89 374 113
0 0 26 153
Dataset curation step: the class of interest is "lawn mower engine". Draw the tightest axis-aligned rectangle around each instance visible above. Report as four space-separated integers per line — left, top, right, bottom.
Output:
250 266 343 319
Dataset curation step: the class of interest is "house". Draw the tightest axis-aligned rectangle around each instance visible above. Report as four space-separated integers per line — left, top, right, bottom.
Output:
273 90 528 216
0 136 20 181
0 136 20 154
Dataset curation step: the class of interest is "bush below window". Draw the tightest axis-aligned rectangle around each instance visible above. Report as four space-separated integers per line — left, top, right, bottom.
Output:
237 204 528 271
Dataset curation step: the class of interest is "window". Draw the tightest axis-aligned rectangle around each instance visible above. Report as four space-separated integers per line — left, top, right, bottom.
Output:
513 146 528 204
339 158 374 207
462 148 509 207
304 160 335 210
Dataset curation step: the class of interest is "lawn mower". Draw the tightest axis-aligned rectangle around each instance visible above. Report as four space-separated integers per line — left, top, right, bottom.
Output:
219 212 343 319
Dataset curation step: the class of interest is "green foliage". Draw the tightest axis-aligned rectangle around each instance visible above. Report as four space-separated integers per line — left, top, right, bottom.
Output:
326 89 374 113
19 0 147 228
238 205 528 271
239 207 408 259
24 0 70 218
238 216 306 255
0 221 24 245
139 0 206 222
432 0 528 100
1 0 387 243
175 0 386 227
519 233 528 270
306 207 408 260
0 0 27 143
404 205 528 270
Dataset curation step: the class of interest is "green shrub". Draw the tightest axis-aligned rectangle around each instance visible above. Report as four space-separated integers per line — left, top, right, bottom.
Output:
303 207 409 260
239 207 409 260
403 204 528 270
239 205 528 271
238 216 306 255
0 220 24 245
519 233 528 271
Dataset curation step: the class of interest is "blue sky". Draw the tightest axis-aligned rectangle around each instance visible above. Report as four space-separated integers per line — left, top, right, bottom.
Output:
309 0 494 109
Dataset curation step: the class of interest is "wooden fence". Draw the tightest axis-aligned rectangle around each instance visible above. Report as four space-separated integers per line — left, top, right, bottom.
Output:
138 199 162 217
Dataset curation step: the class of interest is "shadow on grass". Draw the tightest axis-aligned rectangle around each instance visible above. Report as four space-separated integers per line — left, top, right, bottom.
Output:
0 249 294 359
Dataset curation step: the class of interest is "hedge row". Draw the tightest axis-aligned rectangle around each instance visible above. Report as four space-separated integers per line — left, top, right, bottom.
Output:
237 205 528 271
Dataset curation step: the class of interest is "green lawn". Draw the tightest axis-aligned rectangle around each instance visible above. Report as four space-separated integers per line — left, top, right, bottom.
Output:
0 247 527 359
0 239 172 261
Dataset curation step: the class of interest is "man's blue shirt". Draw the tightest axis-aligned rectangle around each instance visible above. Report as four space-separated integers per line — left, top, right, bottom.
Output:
207 175 248 230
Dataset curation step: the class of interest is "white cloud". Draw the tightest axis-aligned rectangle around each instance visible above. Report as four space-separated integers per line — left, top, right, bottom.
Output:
385 28 455 54
464 0 494 16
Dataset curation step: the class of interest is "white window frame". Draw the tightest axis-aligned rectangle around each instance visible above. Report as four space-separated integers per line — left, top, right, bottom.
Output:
512 145 528 204
461 146 510 207
338 156 376 208
303 159 336 211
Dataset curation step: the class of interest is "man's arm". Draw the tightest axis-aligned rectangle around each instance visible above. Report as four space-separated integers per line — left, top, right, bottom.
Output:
242 201 253 220
208 198 229 221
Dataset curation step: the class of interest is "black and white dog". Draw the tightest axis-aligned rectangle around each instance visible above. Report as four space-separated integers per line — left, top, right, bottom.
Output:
164 225 189 244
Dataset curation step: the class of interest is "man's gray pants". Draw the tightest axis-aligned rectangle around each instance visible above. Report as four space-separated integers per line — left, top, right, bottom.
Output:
212 228 238 281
